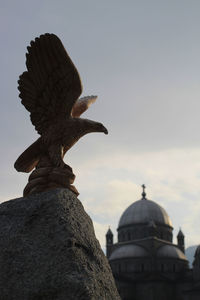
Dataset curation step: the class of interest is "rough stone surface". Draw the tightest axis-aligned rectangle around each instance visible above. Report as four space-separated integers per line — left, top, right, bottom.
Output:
0 188 120 300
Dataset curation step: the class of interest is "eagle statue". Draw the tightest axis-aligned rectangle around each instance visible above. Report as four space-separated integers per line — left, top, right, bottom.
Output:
15 33 108 173
14 33 108 196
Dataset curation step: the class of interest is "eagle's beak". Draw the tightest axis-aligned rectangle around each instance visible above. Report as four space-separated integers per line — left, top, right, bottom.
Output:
103 127 108 135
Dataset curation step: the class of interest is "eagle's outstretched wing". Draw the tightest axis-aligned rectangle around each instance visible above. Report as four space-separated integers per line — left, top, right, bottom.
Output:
18 33 82 135
71 95 97 117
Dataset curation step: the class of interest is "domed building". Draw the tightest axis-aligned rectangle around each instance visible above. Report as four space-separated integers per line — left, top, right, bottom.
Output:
106 185 200 300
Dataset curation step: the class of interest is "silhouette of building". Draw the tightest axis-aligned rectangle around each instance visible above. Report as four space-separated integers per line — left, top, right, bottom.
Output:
106 185 200 300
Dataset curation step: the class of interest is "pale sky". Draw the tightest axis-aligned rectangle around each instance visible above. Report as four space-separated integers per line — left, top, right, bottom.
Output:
1 0 200 250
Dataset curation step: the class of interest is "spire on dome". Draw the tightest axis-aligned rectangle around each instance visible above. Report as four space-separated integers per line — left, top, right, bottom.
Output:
141 184 147 199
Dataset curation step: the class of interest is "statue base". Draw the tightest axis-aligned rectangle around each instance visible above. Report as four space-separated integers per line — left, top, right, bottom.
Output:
23 155 79 197
0 189 120 300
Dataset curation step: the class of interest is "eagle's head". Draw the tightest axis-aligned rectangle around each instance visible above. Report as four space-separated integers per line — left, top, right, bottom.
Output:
92 121 108 135
78 118 108 135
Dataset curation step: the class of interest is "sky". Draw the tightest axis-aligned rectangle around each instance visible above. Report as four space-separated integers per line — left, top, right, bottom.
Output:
1 0 200 251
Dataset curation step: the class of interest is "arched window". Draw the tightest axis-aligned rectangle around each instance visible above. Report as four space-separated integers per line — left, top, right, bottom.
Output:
161 264 164 272
128 232 131 240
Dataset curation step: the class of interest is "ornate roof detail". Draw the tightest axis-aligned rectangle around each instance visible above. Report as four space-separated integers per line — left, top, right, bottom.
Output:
177 229 184 237
106 227 113 236
148 219 157 228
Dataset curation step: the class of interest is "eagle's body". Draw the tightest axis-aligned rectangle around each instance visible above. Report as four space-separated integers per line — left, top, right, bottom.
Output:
14 34 107 173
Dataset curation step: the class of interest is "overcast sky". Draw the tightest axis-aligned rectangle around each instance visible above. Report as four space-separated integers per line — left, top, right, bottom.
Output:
1 0 200 250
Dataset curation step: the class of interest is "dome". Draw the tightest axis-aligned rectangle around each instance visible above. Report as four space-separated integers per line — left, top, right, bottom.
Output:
118 198 172 228
157 245 187 260
109 244 149 261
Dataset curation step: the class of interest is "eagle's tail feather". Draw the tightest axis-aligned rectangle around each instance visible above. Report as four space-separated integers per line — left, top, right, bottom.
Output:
14 138 41 173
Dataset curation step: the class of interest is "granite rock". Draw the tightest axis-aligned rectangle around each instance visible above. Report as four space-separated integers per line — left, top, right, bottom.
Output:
0 188 120 300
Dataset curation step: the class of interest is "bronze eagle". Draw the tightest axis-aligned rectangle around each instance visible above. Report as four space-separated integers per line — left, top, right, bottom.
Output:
14 33 108 173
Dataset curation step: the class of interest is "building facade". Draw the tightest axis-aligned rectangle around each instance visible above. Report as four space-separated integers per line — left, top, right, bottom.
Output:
106 186 200 300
